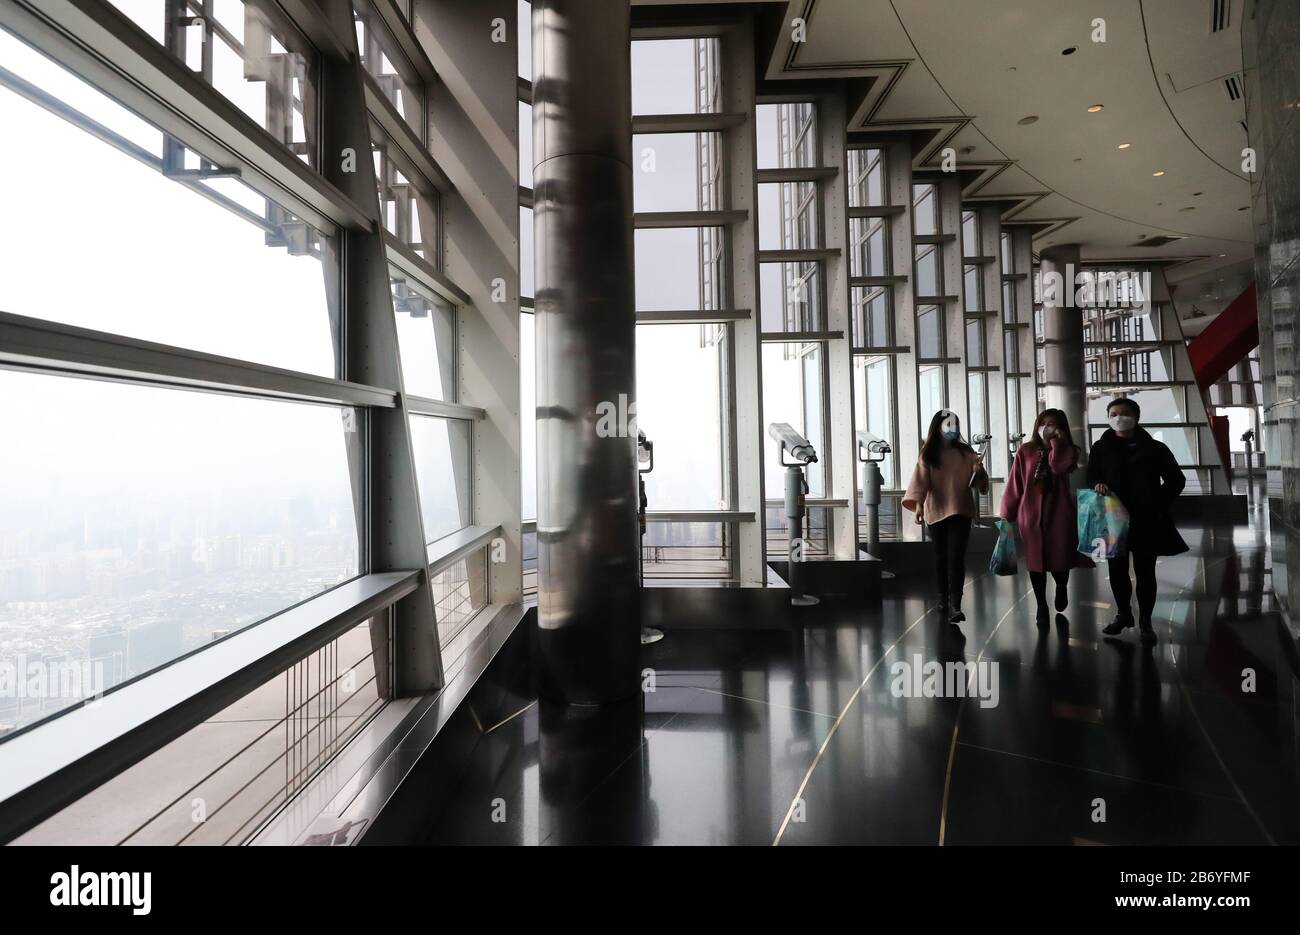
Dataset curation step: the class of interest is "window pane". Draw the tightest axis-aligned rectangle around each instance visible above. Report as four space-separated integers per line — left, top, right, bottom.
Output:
912 183 937 236
851 285 891 347
633 132 720 211
0 370 362 738
636 324 728 510
914 244 942 296
517 0 532 79
1087 386 1186 422
762 342 825 497
756 102 817 169
1000 232 1014 275
355 0 424 140
519 205 534 298
918 365 947 422
432 548 488 651
967 372 988 439
642 522 733 581
961 211 979 257
521 312 537 521
372 124 439 263
519 100 533 189
853 355 896 488
1002 281 1017 322
964 265 982 312
0 30 340 376
759 181 819 251
632 39 719 115
849 217 890 277
107 0 319 164
966 318 985 366
917 304 943 359
760 261 822 332
391 273 456 400
14 617 386 844
635 227 724 311
409 415 472 543
848 148 886 207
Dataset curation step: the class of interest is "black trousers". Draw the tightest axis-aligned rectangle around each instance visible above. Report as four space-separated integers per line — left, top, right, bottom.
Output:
1108 550 1158 620
928 515 972 607
1029 570 1069 609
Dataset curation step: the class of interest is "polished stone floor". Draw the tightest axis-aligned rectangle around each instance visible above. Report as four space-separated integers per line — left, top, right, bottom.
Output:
425 516 1299 845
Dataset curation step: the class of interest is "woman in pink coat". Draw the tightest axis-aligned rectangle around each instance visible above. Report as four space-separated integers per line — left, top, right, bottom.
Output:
1000 408 1092 625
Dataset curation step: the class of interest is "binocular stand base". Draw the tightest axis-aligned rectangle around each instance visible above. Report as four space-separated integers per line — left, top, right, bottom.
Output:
641 626 665 645
791 594 820 607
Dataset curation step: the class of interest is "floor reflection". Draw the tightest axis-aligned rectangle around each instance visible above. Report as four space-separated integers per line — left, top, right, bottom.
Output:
425 518 1299 845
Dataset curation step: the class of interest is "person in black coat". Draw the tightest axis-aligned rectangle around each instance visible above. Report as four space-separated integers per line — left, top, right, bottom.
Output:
1085 397 1188 645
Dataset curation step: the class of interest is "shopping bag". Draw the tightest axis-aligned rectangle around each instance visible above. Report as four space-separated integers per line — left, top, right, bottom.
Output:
1077 490 1130 560
989 518 1018 576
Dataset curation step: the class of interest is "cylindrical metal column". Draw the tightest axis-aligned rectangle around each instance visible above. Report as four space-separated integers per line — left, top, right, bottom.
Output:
533 0 640 704
1039 244 1086 462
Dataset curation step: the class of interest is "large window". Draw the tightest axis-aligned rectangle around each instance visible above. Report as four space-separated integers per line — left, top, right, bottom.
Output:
0 370 362 737
108 0 319 165
756 102 817 169
409 415 473 544
390 272 456 401
636 325 728 510
631 39 720 116
354 0 425 140
635 227 725 311
763 342 827 498
634 132 720 212
372 124 441 263
0 29 339 377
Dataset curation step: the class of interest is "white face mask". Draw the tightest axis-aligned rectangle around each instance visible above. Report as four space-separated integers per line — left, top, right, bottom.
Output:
1109 415 1136 433
1040 426 1056 439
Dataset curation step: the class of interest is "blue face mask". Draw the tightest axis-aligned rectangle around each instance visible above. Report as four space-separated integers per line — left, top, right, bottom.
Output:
942 429 959 441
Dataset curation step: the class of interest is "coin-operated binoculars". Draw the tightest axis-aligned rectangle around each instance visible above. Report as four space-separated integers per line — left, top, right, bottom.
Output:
769 422 819 607
856 430 891 556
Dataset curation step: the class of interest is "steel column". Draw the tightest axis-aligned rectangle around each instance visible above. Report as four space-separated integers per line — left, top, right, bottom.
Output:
532 0 640 704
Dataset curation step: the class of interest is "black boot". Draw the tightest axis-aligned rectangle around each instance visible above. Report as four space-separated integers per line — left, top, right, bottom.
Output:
1139 617 1157 646
1035 602 1050 627
1102 614 1134 637
949 596 965 623
936 591 950 619
1054 588 1068 613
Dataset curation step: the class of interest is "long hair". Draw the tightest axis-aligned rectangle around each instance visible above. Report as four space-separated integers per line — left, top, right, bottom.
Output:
1029 408 1075 451
921 409 972 469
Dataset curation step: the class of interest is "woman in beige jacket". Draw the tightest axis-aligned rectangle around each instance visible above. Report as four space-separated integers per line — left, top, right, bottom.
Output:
902 410 989 624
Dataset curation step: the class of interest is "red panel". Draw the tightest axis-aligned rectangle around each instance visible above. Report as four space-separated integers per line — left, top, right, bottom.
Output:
1187 284 1258 392
1210 414 1232 483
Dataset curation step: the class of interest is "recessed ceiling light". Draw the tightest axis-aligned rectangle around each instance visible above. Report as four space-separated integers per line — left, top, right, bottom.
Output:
1018 115 1039 125
1219 253 1227 257
1179 206 1196 212
1062 47 1077 55
1117 142 1132 149
1087 104 1103 113
1238 206 1249 211
1152 170 1165 176
1073 157 1083 162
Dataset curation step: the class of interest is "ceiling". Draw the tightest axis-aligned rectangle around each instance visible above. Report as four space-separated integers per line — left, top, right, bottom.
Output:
747 0 1257 333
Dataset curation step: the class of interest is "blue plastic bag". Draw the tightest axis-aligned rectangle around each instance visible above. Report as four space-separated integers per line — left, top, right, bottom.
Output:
1076 490 1130 559
989 518 1018 576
